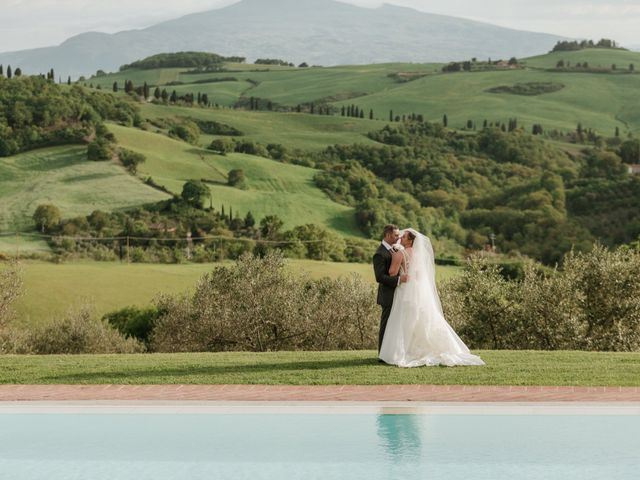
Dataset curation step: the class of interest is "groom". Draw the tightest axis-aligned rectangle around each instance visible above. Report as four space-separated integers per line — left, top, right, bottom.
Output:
373 224 408 354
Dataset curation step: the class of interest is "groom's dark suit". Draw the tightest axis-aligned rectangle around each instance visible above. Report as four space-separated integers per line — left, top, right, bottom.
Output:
373 243 400 352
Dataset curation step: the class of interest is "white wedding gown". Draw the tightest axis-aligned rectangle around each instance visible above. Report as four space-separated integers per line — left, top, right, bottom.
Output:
379 229 485 368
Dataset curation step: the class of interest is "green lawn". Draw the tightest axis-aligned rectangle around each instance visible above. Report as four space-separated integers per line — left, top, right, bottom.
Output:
109 124 361 235
0 145 169 232
11 260 461 326
0 350 638 386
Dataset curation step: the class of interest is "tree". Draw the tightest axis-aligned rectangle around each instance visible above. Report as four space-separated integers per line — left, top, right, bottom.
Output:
154 87 161 100
181 180 210 209
6 65 12 78
244 211 256 228
630 64 635 72
228 169 246 187
443 114 448 127
298 62 308 68
113 81 118 93
260 215 284 239
341 106 345 117
615 126 620 138
556 60 565 68
619 139 640 164
0 65 3 76
369 109 374 120
33 204 61 233
143 82 150 99
389 110 393 122
209 138 234 154
14 68 22 77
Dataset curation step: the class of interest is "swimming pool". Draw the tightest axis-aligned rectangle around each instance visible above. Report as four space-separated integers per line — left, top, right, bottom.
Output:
1 403 638 480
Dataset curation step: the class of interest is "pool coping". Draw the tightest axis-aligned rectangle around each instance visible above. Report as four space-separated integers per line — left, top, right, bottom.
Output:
1 385 640 402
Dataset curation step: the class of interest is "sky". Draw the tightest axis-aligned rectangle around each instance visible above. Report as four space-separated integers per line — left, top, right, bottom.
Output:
1 0 639 52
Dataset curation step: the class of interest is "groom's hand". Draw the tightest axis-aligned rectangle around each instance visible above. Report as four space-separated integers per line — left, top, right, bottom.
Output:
400 274 409 284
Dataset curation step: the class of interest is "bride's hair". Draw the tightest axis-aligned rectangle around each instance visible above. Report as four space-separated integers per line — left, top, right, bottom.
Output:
405 230 416 245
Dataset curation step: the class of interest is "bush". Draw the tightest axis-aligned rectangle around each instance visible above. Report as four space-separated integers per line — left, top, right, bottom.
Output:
169 120 200 144
150 252 377 352
87 137 114 161
0 263 22 329
228 169 246 188
23 306 144 354
441 245 640 351
103 306 161 343
119 148 146 174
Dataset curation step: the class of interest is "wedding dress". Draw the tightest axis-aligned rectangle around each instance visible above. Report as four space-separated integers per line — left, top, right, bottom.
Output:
379 229 485 368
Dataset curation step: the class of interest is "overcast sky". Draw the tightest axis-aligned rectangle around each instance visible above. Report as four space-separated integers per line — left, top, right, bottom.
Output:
2 0 639 52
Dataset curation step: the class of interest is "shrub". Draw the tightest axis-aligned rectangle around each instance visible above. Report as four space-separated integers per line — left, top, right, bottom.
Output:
87 137 114 161
209 138 235 154
24 306 144 354
119 148 146 174
228 169 246 188
168 120 200 144
103 306 161 343
0 263 22 329
441 245 640 351
150 252 378 352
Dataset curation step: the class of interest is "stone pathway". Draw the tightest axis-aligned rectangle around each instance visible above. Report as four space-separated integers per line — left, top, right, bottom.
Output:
1 385 639 402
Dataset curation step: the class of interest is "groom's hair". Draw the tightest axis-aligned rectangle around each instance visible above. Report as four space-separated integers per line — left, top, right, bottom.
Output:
382 224 398 237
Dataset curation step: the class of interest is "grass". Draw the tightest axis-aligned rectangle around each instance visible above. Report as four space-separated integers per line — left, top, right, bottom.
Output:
0 145 169 232
11 260 461 326
140 102 385 151
0 350 638 386
109 123 361 235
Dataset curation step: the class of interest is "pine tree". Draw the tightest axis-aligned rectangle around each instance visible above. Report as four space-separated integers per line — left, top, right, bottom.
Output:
161 89 168 102
443 114 448 127
14 68 21 77
244 211 256 228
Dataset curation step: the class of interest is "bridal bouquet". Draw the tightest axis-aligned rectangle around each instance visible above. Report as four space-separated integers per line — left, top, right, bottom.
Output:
391 243 405 253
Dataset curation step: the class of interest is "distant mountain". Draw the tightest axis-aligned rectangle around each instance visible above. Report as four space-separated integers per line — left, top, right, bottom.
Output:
0 0 566 78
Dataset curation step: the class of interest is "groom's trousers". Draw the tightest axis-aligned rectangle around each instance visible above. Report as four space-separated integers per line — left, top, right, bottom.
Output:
378 305 393 352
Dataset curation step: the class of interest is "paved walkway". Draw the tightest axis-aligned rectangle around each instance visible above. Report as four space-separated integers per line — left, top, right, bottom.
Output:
1 385 640 402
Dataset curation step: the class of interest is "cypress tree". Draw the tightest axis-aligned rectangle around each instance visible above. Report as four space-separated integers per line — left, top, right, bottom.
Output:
389 110 393 122
154 87 161 99
360 110 364 119
0 65 3 76
443 114 448 127
341 105 346 117
197 92 202 104
310 103 315 114
113 81 118 92
615 126 620 137
170 90 177 103
67 76 71 85
369 109 373 120
161 89 168 101
143 82 150 99
202 94 209 105
7 65 12 78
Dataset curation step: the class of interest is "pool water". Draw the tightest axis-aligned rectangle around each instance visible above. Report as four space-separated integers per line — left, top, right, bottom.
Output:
1 405 638 479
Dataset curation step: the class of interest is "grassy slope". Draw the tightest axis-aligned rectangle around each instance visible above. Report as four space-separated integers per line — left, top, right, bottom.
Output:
337 68 640 135
109 124 360 235
140 102 385 151
523 48 640 69
0 145 169 233
11 260 461 326
1 350 638 386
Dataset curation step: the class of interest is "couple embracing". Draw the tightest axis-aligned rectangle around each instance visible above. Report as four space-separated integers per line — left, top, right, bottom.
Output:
373 225 485 367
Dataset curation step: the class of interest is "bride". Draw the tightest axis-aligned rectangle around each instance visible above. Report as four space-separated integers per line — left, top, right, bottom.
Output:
379 228 485 368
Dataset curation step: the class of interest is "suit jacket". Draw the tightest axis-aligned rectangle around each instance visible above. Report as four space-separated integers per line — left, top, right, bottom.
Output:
373 243 399 307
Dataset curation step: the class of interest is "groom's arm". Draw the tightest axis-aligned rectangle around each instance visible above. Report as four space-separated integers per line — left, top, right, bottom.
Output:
373 252 400 288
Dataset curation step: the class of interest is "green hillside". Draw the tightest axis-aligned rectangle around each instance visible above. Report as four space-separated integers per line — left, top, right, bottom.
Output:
109 124 361 235
523 48 640 69
140 103 385 151
0 145 169 232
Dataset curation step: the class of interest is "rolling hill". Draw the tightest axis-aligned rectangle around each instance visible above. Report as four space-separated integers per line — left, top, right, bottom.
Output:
0 0 564 79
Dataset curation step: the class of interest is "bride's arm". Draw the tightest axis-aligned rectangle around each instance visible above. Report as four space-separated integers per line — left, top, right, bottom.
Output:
388 251 403 276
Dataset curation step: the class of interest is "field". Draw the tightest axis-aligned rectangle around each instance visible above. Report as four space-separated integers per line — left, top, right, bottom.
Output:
139 102 385 151
109 124 361 235
0 145 169 233
10 260 462 326
87 50 640 138
1 350 639 386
